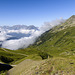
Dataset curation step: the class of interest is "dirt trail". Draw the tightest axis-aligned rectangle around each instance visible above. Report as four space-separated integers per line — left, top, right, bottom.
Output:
7 59 44 75
1 48 28 56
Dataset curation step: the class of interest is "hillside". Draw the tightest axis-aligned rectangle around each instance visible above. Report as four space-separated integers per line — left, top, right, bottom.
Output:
0 48 26 64
0 47 41 65
0 47 42 75
50 15 75 32
34 15 75 58
7 57 75 75
1 15 75 75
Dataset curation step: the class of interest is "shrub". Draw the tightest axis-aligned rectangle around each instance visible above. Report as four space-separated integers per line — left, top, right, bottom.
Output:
0 56 14 63
38 52 50 59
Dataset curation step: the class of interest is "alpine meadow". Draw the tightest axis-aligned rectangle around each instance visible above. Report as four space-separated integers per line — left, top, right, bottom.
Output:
0 0 75 75
0 15 75 75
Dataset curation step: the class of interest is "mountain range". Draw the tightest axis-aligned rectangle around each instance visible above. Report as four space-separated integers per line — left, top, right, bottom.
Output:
0 25 39 49
0 25 38 30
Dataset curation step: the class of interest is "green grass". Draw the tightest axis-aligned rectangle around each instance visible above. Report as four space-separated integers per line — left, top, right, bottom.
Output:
0 47 41 65
0 23 74 65
7 57 75 75
7 24 75 75
14 54 42 64
0 48 26 64
33 26 75 59
0 24 74 65
0 71 7 75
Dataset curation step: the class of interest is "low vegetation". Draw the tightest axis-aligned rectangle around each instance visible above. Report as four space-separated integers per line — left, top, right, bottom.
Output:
7 57 75 75
34 26 75 58
1 15 75 75
0 56 14 63
0 48 26 64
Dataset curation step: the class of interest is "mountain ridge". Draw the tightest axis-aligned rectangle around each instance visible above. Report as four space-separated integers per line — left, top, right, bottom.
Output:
33 15 75 55
0 25 38 30
50 15 75 32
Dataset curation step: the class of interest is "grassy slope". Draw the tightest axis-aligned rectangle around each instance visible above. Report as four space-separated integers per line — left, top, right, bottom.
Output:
1 16 75 65
7 57 75 75
7 16 75 75
0 48 26 64
0 47 41 65
34 25 75 58
0 48 41 75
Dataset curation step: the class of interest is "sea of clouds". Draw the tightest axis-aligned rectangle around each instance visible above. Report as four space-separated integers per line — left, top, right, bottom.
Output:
0 18 65 50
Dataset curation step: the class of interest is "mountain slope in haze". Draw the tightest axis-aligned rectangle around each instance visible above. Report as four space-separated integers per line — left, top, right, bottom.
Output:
0 25 38 30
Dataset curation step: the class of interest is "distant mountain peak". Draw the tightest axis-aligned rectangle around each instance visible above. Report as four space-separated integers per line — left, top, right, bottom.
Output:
66 15 75 24
0 25 38 30
50 15 75 32
70 15 75 18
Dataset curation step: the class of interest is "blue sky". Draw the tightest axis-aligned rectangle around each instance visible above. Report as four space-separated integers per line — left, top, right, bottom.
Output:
0 0 75 27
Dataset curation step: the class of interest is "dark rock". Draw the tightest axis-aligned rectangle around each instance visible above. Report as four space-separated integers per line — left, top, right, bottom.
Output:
70 63 74 64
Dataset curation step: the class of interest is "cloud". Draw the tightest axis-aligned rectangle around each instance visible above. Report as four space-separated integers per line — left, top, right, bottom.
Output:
2 37 34 50
7 29 35 34
40 18 65 32
1 30 42 50
0 28 11 41
1 18 66 50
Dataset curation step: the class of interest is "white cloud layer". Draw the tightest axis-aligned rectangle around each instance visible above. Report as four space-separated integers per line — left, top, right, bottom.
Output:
0 18 65 50
0 28 11 41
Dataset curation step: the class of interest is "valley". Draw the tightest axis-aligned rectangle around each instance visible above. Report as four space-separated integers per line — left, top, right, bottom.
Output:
0 15 75 75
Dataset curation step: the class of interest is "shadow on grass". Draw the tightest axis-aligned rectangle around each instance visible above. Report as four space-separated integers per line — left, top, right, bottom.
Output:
0 63 13 73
